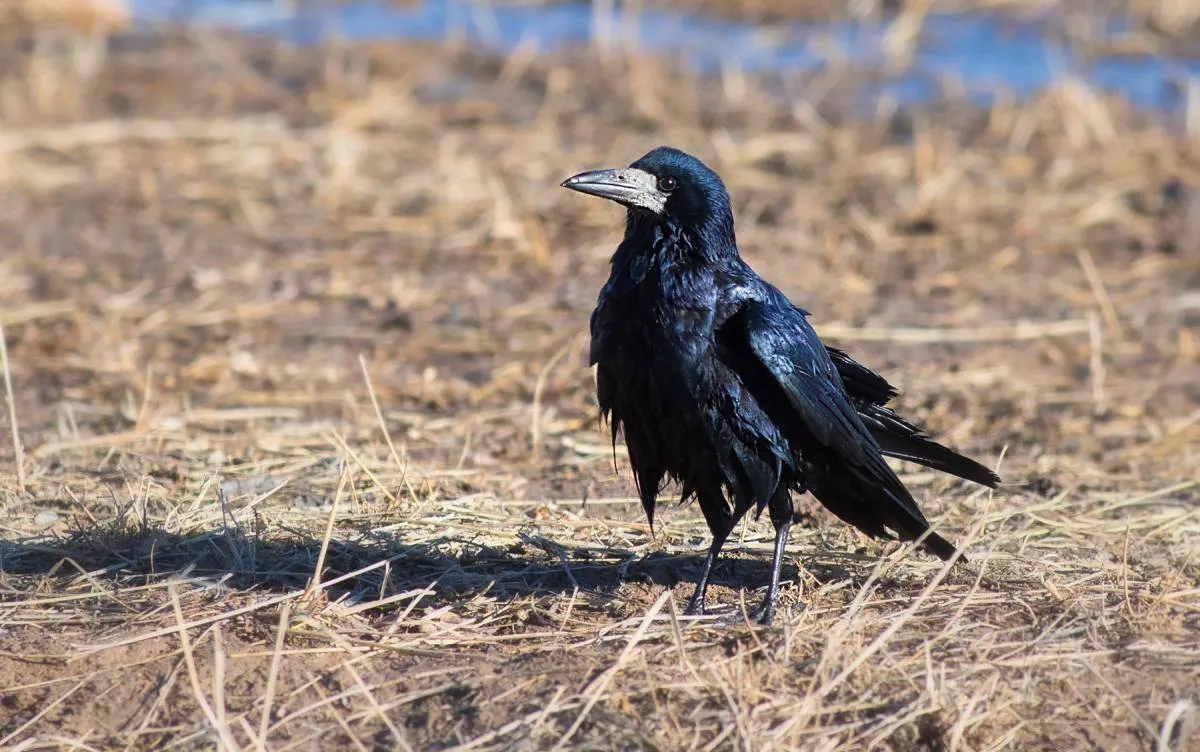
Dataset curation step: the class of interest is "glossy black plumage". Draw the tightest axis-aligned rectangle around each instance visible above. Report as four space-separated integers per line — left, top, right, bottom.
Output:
562 147 1000 624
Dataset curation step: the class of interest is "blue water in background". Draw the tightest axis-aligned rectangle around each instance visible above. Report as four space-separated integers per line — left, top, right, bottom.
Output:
127 0 1200 109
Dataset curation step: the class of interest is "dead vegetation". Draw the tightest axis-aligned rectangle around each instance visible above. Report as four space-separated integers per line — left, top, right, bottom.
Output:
0 11 1198 752
0 0 129 35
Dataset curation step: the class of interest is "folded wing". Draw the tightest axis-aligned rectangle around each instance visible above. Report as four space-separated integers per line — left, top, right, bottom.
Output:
716 299 959 560
826 346 1000 489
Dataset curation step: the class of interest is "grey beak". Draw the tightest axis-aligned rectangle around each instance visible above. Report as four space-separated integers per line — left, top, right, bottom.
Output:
561 168 649 205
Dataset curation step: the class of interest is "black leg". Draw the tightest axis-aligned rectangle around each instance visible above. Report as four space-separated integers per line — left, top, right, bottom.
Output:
754 516 792 626
684 522 732 615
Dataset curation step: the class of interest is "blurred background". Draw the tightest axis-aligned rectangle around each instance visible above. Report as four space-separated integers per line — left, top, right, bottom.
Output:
1 1 1198 749
2 0 1197 454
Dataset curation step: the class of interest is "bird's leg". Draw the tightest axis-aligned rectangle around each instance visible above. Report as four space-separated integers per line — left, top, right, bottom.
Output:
685 524 732 615
753 516 792 626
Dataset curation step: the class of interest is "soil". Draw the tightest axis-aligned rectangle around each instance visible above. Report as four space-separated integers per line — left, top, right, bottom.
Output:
0 16 1197 752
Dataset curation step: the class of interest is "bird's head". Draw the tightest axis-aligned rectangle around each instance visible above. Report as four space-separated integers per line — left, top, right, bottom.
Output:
561 146 733 232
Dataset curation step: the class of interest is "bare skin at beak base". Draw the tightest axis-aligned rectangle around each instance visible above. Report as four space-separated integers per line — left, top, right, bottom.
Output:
561 167 665 213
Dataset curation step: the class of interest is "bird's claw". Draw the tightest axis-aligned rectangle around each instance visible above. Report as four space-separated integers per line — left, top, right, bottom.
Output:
748 590 783 626
750 602 776 626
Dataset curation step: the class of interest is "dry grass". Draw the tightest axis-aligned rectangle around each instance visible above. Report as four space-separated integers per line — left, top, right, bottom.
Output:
0 0 129 35
0 14 1198 752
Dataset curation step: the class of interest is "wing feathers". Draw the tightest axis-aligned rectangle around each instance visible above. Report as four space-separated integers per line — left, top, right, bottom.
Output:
729 300 952 557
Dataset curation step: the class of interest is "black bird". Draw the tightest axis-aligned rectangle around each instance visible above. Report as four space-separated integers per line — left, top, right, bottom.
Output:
561 147 1000 625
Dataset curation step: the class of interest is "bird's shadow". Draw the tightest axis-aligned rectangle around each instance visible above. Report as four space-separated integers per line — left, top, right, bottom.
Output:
0 519 848 615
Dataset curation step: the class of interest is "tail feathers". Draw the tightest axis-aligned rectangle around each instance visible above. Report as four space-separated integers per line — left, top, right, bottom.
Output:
919 530 964 563
882 491 967 564
875 431 1001 488
809 461 968 565
859 405 1001 488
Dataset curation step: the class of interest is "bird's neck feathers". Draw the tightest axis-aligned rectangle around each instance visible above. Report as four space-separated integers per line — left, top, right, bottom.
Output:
620 207 737 268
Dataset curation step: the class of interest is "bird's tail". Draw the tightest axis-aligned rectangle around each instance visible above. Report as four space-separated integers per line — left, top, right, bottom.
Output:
859 404 1001 489
808 461 966 563
918 529 960 562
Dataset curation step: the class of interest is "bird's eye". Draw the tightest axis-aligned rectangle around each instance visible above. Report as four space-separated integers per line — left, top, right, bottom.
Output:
657 176 677 193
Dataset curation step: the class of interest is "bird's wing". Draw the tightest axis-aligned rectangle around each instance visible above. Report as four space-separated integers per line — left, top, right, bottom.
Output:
825 345 897 405
825 338 1000 488
721 300 890 473
716 298 954 555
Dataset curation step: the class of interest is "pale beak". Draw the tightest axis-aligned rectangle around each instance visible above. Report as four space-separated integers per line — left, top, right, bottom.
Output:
560 167 666 213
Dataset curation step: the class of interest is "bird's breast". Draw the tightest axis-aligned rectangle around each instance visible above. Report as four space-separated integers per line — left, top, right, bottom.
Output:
592 271 721 433
601 297 713 368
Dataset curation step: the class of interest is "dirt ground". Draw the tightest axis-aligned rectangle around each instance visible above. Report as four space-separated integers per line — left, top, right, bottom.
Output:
0 13 1198 752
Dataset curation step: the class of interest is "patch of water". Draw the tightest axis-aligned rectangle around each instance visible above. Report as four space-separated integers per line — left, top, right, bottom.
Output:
127 0 1200 108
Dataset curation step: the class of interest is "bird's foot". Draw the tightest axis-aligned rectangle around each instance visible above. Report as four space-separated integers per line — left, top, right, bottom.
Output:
750 602 776 626
683 593 706 616
748 591 780 626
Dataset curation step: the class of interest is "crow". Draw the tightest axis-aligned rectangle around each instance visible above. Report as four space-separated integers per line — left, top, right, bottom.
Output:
561 146 1000 625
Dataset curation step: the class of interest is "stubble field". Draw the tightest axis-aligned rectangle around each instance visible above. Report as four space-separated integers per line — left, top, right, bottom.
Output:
1 9 1199 751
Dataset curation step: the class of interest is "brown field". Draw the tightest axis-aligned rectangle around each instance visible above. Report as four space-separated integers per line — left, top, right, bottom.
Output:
1 10 1199 752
